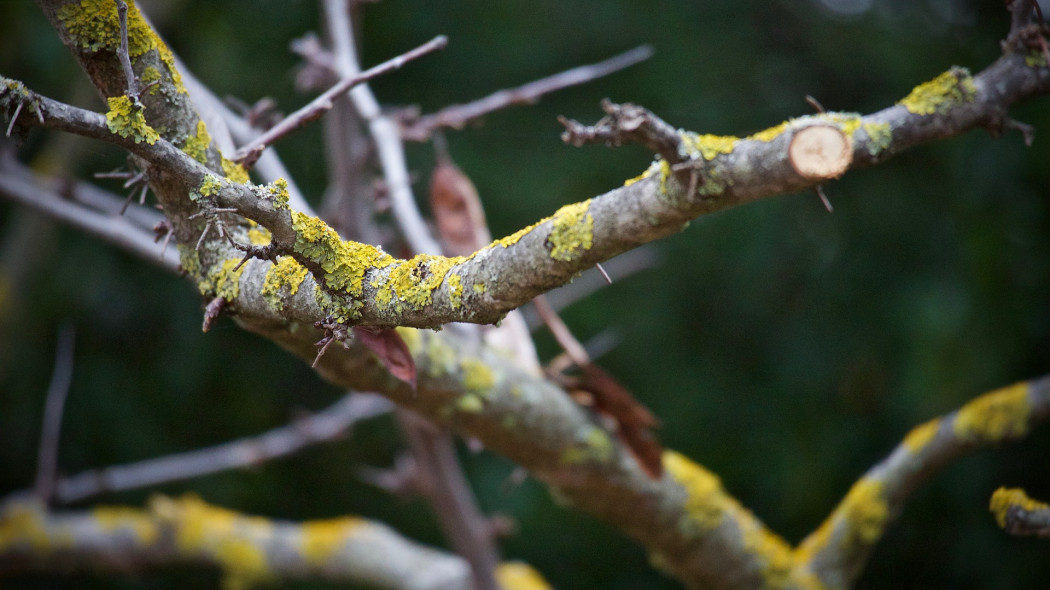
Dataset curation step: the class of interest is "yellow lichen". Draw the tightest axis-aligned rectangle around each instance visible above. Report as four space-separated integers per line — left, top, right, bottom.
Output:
461 357 494 393
496 562 553 590
473 282 486 294
560 426 613 467
93 506 159 546
300 517 364 565
860 122 892 156
182 120 212 164
663 450 729 532
838 477 888 546
902 418 940 453
898 67 977 115
953 381 1030 442
199 258 248 302
748 120 791 143
381 254 464 312
178 244 202 277
0 501 51 552
261 256 309 311
291 210 395 297
140 65 161 93
152 495 272 590
265 178 290 210
547 199 594 262
447 273 464 309
680 132 738 160
740 521 794 589
624 161 660 187
105 95 158 145
989 487 1049 528
198 173 223 198
222 157 250 184
57 0 186 94
491 217 549 249
456 394 485 413
247 226 271 246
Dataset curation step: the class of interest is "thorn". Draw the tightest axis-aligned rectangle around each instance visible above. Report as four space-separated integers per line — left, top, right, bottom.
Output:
595 262 612 284
816 184 834 213
805 95 826 113
5 101 23 137
312 337 336 368
195 222 212 250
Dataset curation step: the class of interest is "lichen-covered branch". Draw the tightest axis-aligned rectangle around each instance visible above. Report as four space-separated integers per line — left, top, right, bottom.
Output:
0 495 551 590
792 375 1050 589
4 3 1050 590
989 487 1050 538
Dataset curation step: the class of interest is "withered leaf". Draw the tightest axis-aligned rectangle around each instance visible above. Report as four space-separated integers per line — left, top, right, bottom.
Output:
354 326 417 390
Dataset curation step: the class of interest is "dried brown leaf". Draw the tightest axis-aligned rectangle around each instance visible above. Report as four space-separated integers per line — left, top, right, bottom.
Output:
354 326 417 390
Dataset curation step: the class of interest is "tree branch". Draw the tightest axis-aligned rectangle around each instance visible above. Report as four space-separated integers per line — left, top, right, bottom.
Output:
0 495 550 590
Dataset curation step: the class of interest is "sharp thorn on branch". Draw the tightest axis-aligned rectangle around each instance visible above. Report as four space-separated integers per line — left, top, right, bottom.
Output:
5 101 23 137
816 185 834 213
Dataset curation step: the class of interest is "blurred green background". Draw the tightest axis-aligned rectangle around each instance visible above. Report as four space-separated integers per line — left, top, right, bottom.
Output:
2 1 1049 588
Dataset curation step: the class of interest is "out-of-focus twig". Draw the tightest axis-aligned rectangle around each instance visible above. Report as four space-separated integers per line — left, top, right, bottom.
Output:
33 322 75 503
400 45 654 142
232 35 448 169
7 393 390 505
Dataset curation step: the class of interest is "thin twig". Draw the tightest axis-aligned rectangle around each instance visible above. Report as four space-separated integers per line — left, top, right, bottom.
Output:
401 45 655 141
533 294 590 367
20 393 389 505
114 0 140 98
34 322 76 504
232 35 448 168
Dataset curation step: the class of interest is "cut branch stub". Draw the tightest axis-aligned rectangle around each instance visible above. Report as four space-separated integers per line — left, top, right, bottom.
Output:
788 124 853 180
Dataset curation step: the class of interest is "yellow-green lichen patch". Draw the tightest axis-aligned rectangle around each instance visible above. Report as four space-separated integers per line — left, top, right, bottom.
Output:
93 506 159 546
748 120 791 143
898 67 976 115
182 120 212 164
473 282 486 294
105 95 158 145
496 562 553 590
222 157 250 184
903 418 941 453
491 216 549 249
0 501 50 552
178 244 202 277
664 450 729 533
263 178 290 210
57 0 152 55
247 226 271 246
262 256 309 311
860 121 893 156
989 487 1048 529
140 66 161 93
837 477 888 547
1026 51 1048 68
740 519 794 589
57 0 186 94
953 381 1030 442
624 161 660 187
447 273 464 309
380 254 464 312
291 210 395 296
152 495 272 590
461 357 494 393
680 132 739 161
300 517 364 565
560 425 614 467
198 174 223 198
199 258 248 302
313 285 363 323
547 199 594 262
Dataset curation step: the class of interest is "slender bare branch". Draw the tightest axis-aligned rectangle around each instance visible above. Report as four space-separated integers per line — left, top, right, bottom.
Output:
4 393 390 505
33 323 75 503
400 45 654 141
232 35 448 168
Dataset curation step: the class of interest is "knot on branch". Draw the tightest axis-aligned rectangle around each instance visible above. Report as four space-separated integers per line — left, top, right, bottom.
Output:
559 99 685 166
